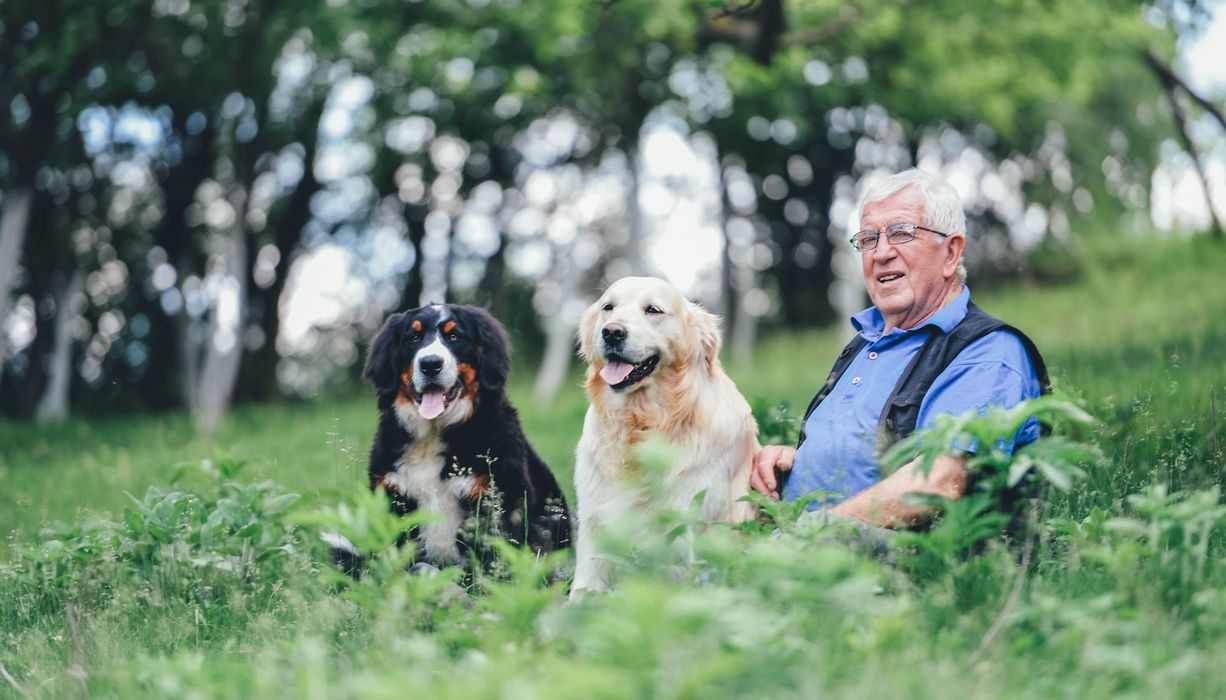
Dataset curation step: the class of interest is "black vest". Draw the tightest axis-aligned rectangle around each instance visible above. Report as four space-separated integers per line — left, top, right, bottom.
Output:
796 301 1051 455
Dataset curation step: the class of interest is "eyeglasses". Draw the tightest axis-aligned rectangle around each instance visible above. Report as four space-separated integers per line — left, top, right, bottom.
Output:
849 222 950 252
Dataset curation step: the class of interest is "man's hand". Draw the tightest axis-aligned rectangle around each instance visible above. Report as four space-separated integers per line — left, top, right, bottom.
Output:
750 445 796 501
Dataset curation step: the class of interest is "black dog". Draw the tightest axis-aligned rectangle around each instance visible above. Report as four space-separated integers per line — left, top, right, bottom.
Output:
350 303 570 571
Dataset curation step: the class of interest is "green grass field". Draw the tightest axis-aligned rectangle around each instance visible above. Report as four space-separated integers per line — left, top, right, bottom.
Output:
2 234 1225 698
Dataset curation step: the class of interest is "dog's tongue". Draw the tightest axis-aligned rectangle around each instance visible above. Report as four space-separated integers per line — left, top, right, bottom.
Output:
418 388 446 419
600 361 635 385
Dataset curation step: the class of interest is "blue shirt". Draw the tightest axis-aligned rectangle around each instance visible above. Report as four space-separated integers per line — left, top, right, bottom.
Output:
782 287 1042 509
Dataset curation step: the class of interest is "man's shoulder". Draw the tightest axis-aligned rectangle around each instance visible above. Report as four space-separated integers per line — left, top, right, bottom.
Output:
945 327 1038 377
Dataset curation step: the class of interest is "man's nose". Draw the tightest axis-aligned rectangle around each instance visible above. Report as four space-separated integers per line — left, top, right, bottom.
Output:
602 323 627 345
419 355 444 377
872 235 898 260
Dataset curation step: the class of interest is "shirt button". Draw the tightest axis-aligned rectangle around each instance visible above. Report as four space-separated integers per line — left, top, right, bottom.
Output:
868 352 878 360
851 376 861 385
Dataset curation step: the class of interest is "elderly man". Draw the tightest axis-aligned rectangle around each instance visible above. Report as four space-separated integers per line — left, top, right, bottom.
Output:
751 169 1049 528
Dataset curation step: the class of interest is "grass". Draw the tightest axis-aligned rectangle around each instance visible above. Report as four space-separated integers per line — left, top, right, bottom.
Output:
1 233 1225 698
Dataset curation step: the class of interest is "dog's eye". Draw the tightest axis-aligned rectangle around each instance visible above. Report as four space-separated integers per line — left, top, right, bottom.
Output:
602 303 614 311
410 332 422 343
446 331 459 342
645 305 663 315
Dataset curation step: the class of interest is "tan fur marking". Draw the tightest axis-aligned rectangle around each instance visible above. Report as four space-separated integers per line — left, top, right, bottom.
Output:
458 362 479 398
443 320 456 334
468 475 491 499
399 371 415 400
411 319 423 332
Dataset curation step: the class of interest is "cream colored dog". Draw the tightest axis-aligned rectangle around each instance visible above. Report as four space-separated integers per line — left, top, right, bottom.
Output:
570 276 758 596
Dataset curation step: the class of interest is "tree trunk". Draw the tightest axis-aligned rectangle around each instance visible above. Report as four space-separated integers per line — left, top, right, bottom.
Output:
147 123 215 410
193 189 250 435
533 257 590 402
34 266 86 422
625 148 649 275
477 236 507 314
402 213 427 308
0 187 33 375
714 161 735 325
177 276 201 414
829 243 864 343
729 270 759 370
533 308 580 403
239 106 324 402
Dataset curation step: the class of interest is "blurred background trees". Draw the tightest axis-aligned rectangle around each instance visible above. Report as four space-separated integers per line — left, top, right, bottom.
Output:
0 0 1221 428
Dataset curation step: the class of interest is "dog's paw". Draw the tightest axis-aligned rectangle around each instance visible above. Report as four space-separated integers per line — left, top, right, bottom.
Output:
321 531 364 578
408 561 442 576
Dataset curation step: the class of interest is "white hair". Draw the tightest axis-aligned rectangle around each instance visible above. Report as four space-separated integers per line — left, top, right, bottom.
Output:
856 169 968 282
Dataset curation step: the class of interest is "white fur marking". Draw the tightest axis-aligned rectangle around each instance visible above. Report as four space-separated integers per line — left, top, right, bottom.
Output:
320 531 358 556
413 337 460 392
381 431 472 566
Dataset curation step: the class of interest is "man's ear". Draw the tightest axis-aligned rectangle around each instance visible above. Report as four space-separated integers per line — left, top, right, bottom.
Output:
577 298 602 365
945 233 966 278
458 306 511 393
364 312 406 399
686 301 722 374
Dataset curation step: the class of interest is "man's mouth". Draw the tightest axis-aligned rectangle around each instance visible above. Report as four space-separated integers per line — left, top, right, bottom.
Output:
599 353 660 391
411 381 462 420
876 272 905 285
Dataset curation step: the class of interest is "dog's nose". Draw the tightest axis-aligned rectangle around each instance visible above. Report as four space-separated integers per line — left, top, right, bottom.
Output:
419 355 444 377
601 324 626 345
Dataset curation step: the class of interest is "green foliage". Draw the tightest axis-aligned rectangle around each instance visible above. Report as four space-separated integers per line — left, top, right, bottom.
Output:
882 394 1097 491
749 398 801 446
3 237 1226 696
874 396 1097 574
1 457 308 638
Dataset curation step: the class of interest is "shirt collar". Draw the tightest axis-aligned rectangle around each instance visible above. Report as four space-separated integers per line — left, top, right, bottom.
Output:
851 286 971 341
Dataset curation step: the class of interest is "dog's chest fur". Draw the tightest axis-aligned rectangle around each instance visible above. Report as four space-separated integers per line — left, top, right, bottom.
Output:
381 431 477 565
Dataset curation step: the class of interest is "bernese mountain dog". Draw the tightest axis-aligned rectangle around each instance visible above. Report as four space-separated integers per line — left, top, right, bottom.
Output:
351 303 570 571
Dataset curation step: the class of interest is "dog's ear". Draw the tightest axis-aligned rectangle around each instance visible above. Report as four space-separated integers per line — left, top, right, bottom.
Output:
577 297 602 366
364 312 406 399
458 306 511 393
686 301 722 375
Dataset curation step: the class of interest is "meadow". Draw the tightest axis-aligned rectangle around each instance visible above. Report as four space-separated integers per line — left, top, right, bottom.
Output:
1 234 1225 698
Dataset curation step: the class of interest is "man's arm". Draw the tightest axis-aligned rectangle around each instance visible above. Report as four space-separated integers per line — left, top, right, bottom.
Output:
752 443 968 527
828 453 967 528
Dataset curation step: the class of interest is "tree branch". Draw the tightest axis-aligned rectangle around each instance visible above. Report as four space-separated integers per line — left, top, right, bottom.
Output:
695 0 785 66
714 0 763 20
1146 49 1226 239
781 5 862 48
1145 49 1226 136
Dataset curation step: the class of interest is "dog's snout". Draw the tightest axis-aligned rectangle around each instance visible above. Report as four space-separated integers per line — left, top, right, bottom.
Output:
601 323 627 345
418 355 444 377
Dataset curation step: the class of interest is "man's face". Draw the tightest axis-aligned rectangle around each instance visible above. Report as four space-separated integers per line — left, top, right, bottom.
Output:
859 186 964 331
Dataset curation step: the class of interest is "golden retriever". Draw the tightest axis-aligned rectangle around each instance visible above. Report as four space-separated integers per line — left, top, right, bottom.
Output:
570 276 758 595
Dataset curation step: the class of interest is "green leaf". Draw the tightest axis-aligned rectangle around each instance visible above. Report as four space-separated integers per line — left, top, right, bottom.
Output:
1034 459 1073 491
264 493 302 517
238 522 263 542
217 498 249 527
124 507 146 535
